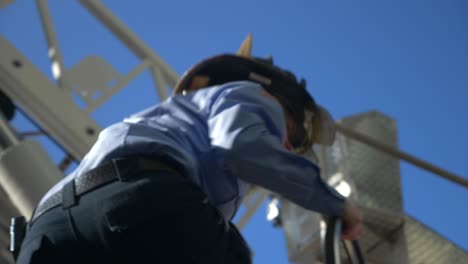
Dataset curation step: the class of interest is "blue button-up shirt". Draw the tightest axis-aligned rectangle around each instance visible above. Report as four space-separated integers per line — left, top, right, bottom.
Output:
41 81 344 220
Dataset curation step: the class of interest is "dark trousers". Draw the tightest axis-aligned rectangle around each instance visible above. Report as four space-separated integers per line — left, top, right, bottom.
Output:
17 168 251 263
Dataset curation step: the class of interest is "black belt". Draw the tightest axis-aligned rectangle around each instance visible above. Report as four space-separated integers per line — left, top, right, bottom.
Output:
31 157 180 223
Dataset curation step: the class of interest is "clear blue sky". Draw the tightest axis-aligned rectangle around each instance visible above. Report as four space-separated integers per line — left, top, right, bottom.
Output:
1 0 467 263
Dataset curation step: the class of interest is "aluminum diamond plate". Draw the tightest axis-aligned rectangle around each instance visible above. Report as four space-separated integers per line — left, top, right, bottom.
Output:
405 215 468 264
338 111 403 214
323 112 408 262
281 111 410 263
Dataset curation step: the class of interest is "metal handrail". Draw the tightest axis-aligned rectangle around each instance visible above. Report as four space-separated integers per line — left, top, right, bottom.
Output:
335 123 467 188
321 217 365 264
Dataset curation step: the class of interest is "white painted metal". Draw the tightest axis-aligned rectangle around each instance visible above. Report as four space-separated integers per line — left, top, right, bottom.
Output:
149 66 170 100
37 0 66 87
0 35 101 159
79 0 180 99
63 56 152 112
64 55 123 107
0 113 18 148
0 140 62 219
236 187 270 230
405 215 468 263
0 0 13 9
83 59 152 113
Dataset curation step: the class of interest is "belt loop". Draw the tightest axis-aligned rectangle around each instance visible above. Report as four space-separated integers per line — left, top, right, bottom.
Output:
62 180 76 209
112 158 140 181
111 159 124 181
112 157 144 181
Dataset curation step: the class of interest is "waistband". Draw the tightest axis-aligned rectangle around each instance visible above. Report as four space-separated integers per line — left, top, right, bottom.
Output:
31 157 180 223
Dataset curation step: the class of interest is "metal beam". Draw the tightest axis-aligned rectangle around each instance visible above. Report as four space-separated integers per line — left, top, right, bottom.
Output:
79 0 180 96
0 0 14 9
0 35 100 160
236 188 269 230
0 140 63 218
0 113 18 149
37 0 66 87
0 111 62 221
149 66 169 100
335 123 468 188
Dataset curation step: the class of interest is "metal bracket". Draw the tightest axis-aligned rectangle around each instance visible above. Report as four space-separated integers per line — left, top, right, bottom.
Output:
65 56 122 106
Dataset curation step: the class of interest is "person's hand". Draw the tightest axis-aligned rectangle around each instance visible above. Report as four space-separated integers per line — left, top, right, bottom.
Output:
341 201 363 240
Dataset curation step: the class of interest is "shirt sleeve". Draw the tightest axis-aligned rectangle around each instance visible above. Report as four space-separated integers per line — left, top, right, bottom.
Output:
207 81 345 217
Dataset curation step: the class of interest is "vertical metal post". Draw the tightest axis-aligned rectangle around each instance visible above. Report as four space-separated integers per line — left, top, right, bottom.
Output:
150 67 169 100
37 0 66 87
0 113 19 149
